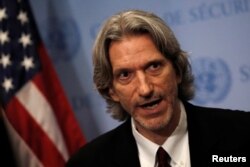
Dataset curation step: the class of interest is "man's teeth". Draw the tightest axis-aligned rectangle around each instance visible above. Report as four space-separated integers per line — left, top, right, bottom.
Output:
141 100 160 109
143 103 158 109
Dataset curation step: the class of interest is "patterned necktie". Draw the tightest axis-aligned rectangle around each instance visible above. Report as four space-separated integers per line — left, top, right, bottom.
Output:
156 147 171 167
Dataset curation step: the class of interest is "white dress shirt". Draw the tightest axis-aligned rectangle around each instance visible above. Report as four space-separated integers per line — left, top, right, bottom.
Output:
132 101 190 167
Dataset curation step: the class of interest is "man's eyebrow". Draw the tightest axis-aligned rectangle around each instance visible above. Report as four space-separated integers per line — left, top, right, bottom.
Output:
143 58 166 68
113 68 132 76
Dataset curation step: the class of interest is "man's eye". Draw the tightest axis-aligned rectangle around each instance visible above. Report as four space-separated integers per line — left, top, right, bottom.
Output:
148 63 161 71
118 71 131 80
120 72 128 78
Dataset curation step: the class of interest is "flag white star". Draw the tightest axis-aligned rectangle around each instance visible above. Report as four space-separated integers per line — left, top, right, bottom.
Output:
17 10 28 24
21 56 34 71
0 30 10 45
0 54 12 68
2 77 14 92
19 33 32 48
0 8 7 22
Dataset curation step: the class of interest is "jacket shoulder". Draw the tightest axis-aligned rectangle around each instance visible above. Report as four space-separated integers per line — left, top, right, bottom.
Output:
185 101 250 148
184 101 250 125
66 119 133 167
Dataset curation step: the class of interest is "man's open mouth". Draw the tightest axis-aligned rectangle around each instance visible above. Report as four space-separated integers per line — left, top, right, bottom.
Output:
140 99 162 109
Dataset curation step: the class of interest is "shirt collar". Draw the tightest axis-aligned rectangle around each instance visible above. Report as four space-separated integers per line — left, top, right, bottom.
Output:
132 117 159 167
162 101 189 166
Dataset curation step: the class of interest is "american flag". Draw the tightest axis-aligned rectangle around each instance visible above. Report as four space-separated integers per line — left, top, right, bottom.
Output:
0 0 85 166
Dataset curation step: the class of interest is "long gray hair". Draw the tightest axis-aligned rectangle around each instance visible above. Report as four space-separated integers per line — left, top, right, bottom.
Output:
92 10 194 121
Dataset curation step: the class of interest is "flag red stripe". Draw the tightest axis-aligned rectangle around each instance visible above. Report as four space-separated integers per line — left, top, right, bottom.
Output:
32 44 85 155
6 97 65 166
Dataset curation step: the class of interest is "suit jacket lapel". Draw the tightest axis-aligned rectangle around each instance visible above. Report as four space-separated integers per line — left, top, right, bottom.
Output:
112 119 141 167
184 102 219 166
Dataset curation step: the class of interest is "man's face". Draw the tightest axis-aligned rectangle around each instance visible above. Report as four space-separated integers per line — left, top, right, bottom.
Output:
109 34 181 135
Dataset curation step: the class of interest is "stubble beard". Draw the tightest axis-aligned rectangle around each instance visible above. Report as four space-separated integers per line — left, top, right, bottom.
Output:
134 106 173 133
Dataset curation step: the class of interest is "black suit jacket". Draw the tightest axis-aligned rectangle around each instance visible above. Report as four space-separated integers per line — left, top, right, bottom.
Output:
66 102 250 167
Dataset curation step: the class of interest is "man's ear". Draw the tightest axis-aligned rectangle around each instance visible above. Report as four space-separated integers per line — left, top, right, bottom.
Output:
109 88 120 102
175 64 182 84
177 73 182 84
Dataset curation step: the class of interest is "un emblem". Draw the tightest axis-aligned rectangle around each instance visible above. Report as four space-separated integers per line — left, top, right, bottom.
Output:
192 57 231 104
41 18 81 63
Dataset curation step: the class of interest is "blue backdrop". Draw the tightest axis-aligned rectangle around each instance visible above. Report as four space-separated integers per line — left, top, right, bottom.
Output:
30 0 250 141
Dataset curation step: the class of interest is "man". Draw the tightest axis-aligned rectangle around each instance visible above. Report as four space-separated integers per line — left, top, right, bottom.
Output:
67 10 250 167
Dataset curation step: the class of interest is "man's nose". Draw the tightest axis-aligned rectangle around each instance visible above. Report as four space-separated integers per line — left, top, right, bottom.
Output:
137 72 153 97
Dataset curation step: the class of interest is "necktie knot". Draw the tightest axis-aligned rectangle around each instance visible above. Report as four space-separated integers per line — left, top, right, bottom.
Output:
156 147 171 167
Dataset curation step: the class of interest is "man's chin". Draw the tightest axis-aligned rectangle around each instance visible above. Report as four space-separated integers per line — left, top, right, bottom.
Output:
135 118 169 132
